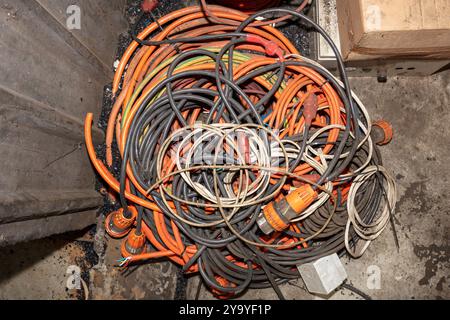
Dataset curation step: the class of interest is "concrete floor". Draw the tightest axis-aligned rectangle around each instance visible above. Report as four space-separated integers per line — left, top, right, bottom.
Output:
191 70 450 300
1 71 449 300
0 230 95 300
0 220 178 300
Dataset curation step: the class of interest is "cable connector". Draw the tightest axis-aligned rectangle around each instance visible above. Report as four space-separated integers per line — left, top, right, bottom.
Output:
142 0 159 13
258 184 318 235
297 253 347 295
303 93 318 126
372 119 393 146
121 229 146 257
246 34 284 60
105 207 137 239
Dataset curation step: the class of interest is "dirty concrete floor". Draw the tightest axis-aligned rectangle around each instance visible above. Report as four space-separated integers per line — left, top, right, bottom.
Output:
0 229 96 300
187 70 450 300
1 71 449 300
88 222 178 300
0 222 179 300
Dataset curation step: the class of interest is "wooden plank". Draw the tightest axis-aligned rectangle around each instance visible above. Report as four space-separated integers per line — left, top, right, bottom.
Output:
0 210 98 246
337 0 450 60
0 88 103 223
35 0 128 68
0 0 127 240
0 0 110 120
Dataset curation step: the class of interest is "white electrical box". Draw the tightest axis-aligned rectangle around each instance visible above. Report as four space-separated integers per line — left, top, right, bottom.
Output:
297 253 348 295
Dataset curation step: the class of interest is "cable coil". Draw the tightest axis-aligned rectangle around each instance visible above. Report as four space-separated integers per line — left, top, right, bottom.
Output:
84 4 396 298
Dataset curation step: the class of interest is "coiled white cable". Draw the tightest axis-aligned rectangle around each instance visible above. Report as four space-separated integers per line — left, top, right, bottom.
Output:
344 165 397 258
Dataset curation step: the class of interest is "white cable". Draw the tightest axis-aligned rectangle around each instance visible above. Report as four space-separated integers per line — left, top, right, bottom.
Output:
344 165 397 258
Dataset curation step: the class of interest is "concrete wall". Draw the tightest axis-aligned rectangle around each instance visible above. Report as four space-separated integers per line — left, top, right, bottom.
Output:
0 0 128 245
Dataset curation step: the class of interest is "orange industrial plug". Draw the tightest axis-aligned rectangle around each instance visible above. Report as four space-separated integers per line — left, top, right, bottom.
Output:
121 229 146 257
372 120 393 146
105 207 137 239
303 93 319 126
141 0 159 12
257 184 318 235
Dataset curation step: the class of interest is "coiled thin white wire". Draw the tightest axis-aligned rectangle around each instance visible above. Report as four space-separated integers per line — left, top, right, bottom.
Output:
344 165 397 258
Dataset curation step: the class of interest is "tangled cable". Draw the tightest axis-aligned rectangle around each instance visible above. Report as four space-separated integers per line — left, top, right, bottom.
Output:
84 4 396 299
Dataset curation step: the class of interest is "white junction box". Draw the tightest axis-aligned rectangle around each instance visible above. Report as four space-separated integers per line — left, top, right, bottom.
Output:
297 253 348 295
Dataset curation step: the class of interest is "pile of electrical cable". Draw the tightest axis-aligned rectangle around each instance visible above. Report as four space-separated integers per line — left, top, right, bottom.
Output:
84 3 397 299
